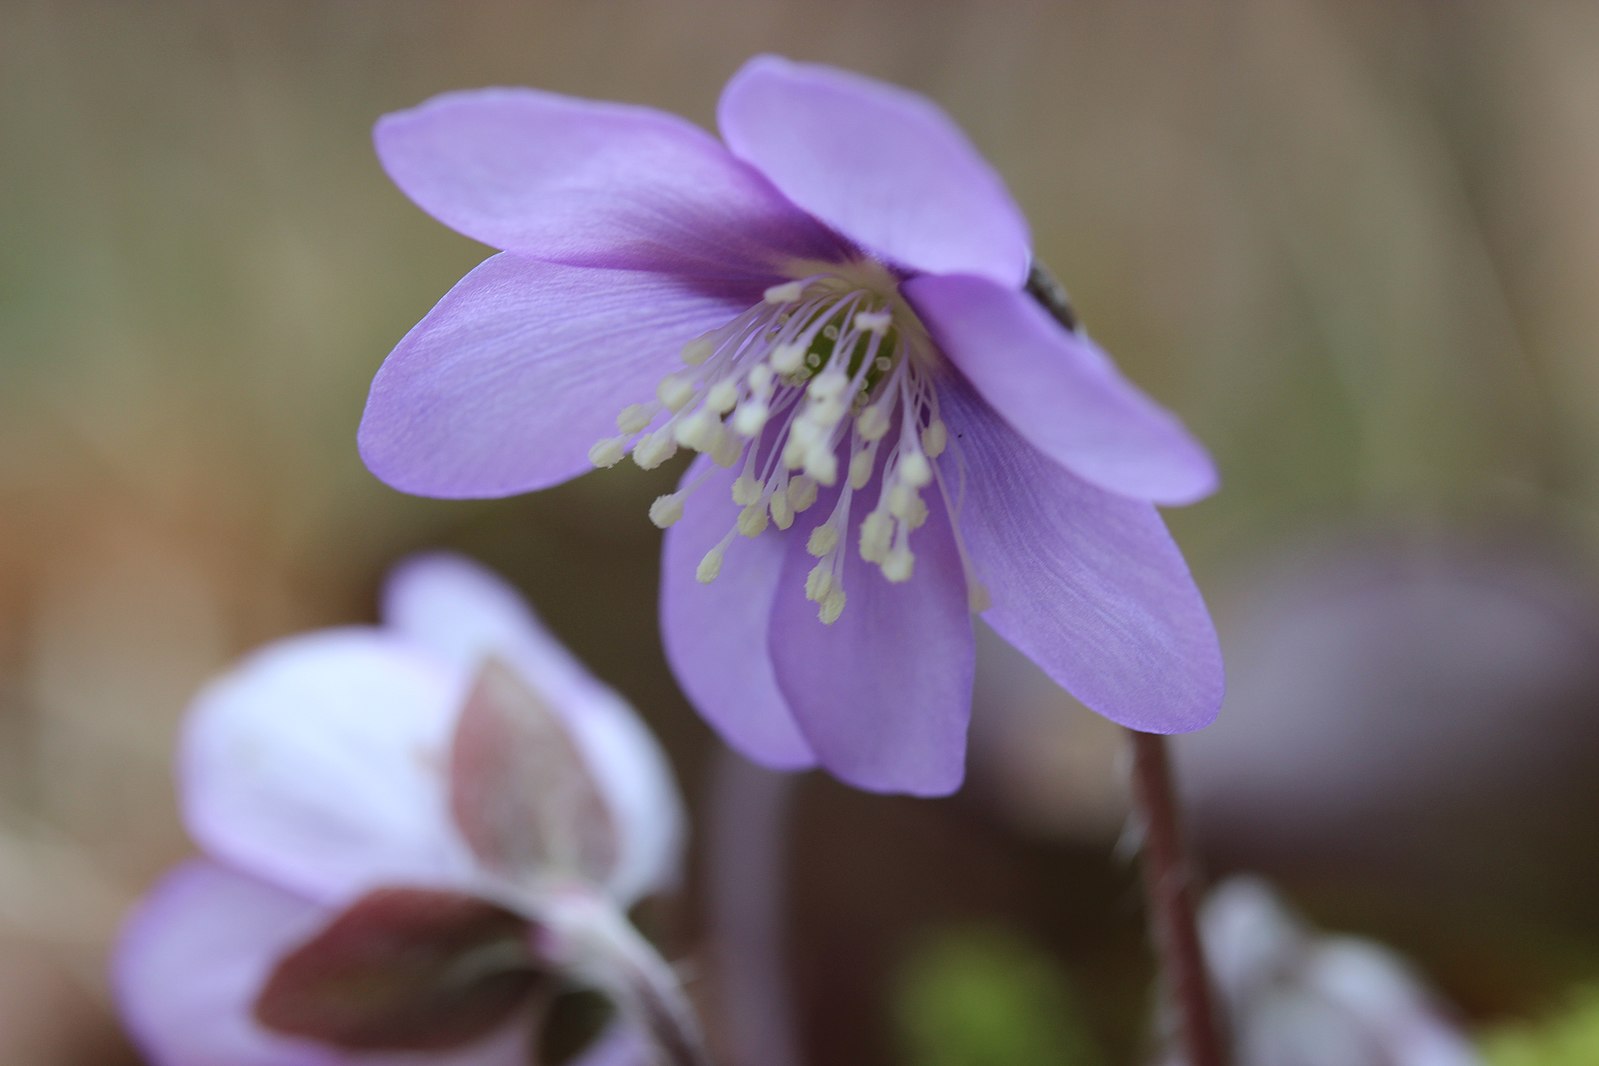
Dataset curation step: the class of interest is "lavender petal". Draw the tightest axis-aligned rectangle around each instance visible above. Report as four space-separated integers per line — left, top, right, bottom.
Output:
719 55 1031 286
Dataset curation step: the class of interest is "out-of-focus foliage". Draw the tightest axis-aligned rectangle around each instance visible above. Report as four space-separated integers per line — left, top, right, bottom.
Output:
1483 989 1599 1066
893 927 1104 1066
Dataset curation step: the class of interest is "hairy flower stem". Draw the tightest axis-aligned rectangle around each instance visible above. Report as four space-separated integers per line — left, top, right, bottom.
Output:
1129 729 1226 1066
602 917 712 1066
1025 263 1224 1062
537 897 713 1066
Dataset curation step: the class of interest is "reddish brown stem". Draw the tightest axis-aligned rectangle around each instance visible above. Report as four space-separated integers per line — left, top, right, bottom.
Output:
1128 729 1226 1066
1025 263 1225 1063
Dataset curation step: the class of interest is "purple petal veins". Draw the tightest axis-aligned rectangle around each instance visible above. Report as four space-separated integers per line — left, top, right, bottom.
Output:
361 55 1225 794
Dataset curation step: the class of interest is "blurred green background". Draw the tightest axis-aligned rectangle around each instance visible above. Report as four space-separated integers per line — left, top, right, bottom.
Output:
5 2 1599 1063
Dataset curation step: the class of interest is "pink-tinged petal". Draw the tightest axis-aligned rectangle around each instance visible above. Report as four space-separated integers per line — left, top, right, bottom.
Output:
571 1026 651 1066
115 862 539 1066
384 551 574 678
384 554 686 906
181 629 473 905
360 254 753 499
767 486 975 796
451 660 620 892
374 1015 534 1066
943 379 1224 734
561 692 687 906
255 887 540 1053
719 55 1030 286
907 274 1217 505
113 860 335 1066
660 456 816 770
375 88 843 277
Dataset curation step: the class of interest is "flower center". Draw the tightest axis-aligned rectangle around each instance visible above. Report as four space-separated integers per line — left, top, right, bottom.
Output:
587 263 954 624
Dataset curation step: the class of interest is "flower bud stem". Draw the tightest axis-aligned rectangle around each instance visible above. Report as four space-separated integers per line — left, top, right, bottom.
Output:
1024 262 1226 1062
1128 729 1227 1066
610 928 712 1066
535 895 713 1066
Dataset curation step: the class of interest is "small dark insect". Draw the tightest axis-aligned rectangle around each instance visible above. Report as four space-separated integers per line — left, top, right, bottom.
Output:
1024 262 1080 333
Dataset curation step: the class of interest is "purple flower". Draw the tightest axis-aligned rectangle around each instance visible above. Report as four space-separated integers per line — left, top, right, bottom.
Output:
1157 878 1481 1066
113 555 684 1065
360 56 1224 796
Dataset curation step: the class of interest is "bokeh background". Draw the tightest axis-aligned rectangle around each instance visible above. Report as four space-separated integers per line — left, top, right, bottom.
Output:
5 2 1599 1063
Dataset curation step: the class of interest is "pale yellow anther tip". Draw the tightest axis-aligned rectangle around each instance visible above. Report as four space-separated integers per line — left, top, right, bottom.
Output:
648 494 684 529
696 550 724 584
764 280 806 304
588 437 626 469
818 589 846 624
806 525 839 558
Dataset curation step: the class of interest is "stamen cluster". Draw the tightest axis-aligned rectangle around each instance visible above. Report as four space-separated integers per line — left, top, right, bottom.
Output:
587 273 951 623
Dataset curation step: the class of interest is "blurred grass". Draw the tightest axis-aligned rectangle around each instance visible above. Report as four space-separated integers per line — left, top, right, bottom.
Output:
1484 987 1599 1066
894 927 1105 1066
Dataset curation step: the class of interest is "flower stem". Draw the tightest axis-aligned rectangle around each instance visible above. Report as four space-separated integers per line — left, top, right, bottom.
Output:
598 914 712 1066
536 896 713 1066
1128 729 1226 1066
1027 263 1224 1063
706 751 802 1066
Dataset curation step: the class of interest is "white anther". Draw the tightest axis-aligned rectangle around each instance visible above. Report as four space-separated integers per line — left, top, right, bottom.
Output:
737 502 769 537
881 547 915 583
856 405 890 442
747 363 775 397
764 280 805 304
649 494 685 528
617 404 653 434
770 490 794 530
859 510 893 564
849 449 874 490
888 482 919 519
804 562 833 602
818 588 847 624
804 447 838 486
806 524 839 557
901 494 929 529
732 401 769 438
853 309 893 334
802 395 847 432
807 370 849 400
682 336 716 366
770 343 806 375
710 429 744 469
657 373 695 412
921 420 948 458
899 450 933 488
967 580 992 613
696 546 724 583
787 418 822 450
707 379 739 414
787 476 819 513
631 430 677 470
588 437 626 468
731 475 763 507
673 410 718 451
781 437 806 472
